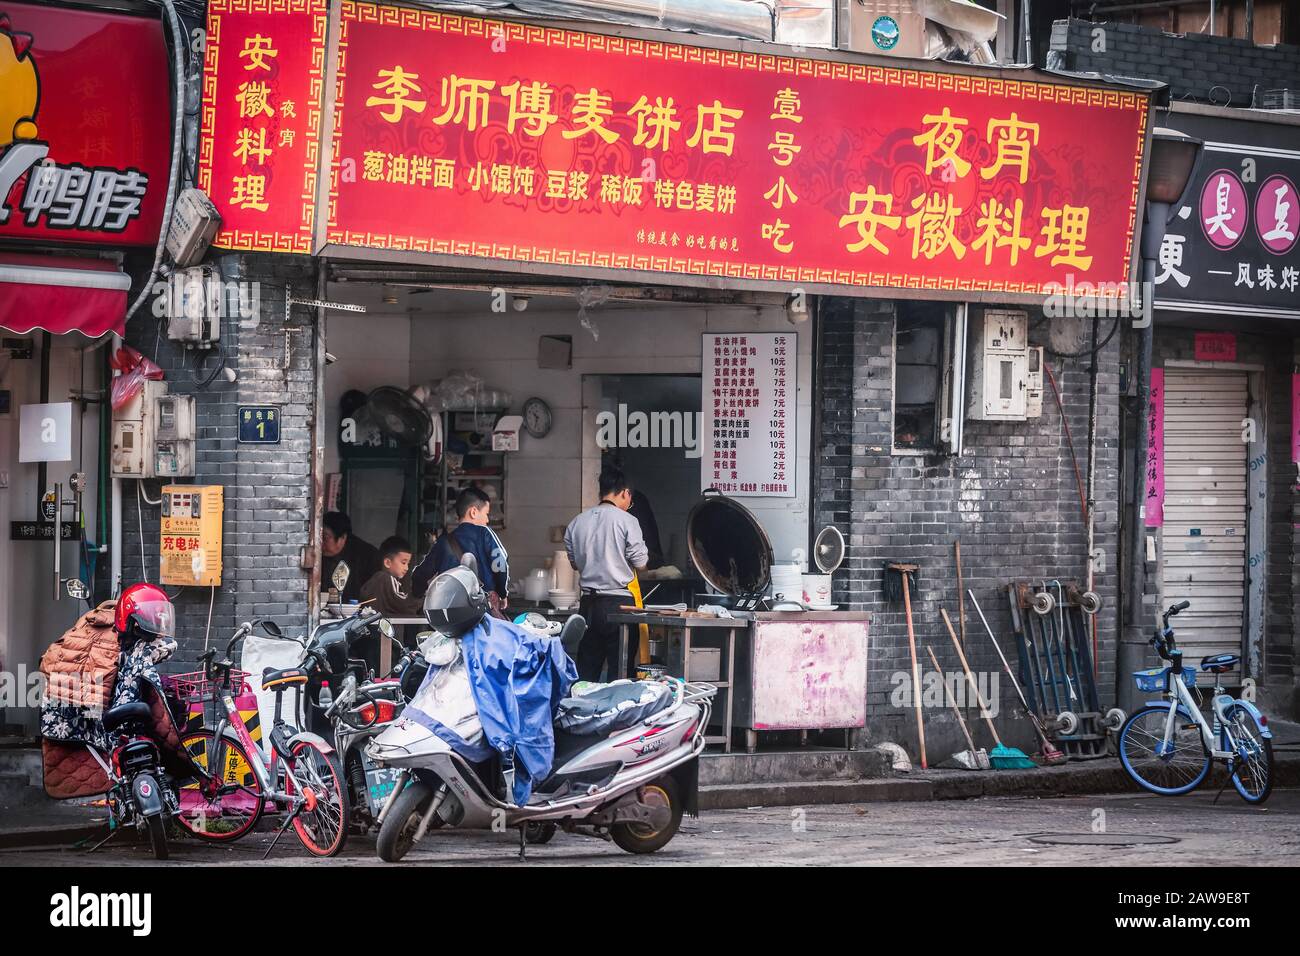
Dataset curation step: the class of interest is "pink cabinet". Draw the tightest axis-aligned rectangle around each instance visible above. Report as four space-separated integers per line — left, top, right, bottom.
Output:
736 613 870 742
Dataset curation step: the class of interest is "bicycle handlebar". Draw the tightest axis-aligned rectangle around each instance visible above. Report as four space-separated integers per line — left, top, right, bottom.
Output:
1152 600 1192 660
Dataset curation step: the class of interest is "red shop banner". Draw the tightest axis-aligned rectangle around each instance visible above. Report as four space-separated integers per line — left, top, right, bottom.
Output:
199 0 327 253
323 5 1150 294
0 1 171 246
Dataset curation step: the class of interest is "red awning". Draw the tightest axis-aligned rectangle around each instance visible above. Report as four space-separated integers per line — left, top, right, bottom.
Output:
0 253 130 338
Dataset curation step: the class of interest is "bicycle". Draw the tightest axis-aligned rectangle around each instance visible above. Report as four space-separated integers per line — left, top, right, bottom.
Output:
1118 600 1274 804
170 620 351 856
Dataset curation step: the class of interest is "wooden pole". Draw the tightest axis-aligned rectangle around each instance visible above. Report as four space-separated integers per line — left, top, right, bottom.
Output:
901 570 927 769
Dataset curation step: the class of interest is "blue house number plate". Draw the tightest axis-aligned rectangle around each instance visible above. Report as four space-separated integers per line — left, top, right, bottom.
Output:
238 406 281 444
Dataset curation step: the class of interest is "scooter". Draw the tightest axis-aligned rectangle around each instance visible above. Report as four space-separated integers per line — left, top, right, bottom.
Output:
368 616 715 861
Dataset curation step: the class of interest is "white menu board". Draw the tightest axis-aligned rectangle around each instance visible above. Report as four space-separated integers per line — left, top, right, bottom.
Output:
701 332 795 497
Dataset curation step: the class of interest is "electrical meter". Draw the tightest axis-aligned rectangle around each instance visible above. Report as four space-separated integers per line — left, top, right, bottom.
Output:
160 485 223 586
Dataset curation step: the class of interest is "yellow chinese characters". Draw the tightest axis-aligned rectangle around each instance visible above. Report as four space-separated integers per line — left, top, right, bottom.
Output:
366 67 427 124
982 113 1040 184
629 96 682 151
564 89 618 144
236 81 273 119
913 107 970 178
686 100 744 156
838 187 901 255
238 34 278 72
501 80 558 137
906 191 966 261
1035 205 1093 270
972 197 1030 266
432 75 496 132
229 176 268 212
362 151 455 189
228 34 287 213
651 179 737 215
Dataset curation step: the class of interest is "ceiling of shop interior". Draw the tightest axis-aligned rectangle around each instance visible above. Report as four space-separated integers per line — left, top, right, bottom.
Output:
325 280 681 317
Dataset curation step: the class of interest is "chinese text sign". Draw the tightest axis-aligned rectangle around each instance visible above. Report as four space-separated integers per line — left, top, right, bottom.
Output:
1146 368 1165 528
199 0 327 252
702 332 795 497
323 6 1148 294
0 2 170 246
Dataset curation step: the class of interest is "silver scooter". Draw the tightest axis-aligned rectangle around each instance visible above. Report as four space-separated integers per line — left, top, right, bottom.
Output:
367 615 715 861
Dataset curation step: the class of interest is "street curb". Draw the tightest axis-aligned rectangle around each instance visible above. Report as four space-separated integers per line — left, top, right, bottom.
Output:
700 752 1300 810
0 818 107 850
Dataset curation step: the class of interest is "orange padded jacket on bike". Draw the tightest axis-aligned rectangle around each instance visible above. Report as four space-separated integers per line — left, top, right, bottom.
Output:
40 601 120 711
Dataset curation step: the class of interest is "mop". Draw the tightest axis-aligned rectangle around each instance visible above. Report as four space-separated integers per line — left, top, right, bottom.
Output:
941 608 1037 770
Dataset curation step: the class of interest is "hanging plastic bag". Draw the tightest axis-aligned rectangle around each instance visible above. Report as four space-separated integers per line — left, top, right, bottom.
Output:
109 345 163 411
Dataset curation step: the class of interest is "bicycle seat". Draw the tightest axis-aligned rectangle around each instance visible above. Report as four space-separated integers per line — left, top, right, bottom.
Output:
262 666 309 689
1200 654 1240 673
103 701 153 733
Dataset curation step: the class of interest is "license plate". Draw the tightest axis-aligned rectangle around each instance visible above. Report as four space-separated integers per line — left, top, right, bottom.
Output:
364 765 402 814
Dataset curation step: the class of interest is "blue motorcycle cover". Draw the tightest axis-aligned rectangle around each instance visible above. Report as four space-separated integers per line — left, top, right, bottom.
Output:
454 616 577 805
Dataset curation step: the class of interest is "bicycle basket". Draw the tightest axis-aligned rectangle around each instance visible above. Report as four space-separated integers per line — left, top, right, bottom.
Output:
163 669 251 704
1132 666 1196 693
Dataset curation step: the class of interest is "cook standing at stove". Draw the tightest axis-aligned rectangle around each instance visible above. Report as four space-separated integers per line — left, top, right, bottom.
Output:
564 466 648 682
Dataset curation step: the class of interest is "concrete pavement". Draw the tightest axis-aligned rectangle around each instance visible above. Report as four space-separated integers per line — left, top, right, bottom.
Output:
3 787 1296 866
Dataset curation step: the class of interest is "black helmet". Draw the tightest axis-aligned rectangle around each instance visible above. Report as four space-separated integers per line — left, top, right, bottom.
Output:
423 564 488 638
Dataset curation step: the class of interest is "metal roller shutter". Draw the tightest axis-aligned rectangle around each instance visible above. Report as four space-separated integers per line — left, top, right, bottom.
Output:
1159 368 1248 682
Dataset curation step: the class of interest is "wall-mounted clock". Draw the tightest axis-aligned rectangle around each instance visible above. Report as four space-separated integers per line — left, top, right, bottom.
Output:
523 397 552 438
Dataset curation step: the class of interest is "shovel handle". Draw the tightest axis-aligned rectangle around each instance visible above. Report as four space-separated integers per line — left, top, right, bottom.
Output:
941 607 1002 747
926 644 978 754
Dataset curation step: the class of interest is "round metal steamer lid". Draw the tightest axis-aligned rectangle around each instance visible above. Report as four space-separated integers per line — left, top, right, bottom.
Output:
685 490 774 597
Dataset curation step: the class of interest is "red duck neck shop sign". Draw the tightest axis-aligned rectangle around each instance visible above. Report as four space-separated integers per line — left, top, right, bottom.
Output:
199 0 1151 297
0 1 170 245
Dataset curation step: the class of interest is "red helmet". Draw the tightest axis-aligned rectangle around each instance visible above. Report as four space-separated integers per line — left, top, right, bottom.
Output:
114 583 176 641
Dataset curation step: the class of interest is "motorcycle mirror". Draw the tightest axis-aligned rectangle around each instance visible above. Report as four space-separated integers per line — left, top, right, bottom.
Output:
378 617 395 640
332 561 351 592
65 578 90 601
260 620 284 639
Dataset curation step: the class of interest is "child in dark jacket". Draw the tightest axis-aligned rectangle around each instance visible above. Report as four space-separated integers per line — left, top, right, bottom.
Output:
359 536 423 618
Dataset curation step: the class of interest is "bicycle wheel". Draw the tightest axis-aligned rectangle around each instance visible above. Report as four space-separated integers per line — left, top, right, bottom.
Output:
1119 704 1211 795
1224 705 1274 805
286 739 350 857
176 730 266 842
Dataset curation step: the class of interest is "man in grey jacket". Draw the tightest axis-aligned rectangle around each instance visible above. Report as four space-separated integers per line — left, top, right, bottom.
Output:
564 465 648 681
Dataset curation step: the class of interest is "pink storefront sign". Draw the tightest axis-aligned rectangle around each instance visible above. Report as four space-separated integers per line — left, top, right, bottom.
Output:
1194 331 1237 362
1145 369 1165 527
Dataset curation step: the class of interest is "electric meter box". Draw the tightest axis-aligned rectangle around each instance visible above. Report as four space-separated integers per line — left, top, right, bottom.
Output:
1025 346 1045 418
967 310 1030 421
111 381 197 478
160 485 223 586
165 187 221 267
167 265 222 349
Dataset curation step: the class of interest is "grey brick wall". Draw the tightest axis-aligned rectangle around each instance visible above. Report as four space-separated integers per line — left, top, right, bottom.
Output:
816 299 1121 759
121 254 319 670
1050 18 1300 107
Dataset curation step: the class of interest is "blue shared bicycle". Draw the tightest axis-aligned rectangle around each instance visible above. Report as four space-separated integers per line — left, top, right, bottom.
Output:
1118 600 1274 804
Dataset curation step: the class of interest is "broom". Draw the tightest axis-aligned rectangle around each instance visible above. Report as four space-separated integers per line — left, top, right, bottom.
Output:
940 608 1036 770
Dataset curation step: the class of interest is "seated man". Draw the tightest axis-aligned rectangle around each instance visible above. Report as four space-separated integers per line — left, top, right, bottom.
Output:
321 511 380 603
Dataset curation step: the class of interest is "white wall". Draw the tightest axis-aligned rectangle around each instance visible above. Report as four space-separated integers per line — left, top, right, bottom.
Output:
404 301 813 581
0 339 105 731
